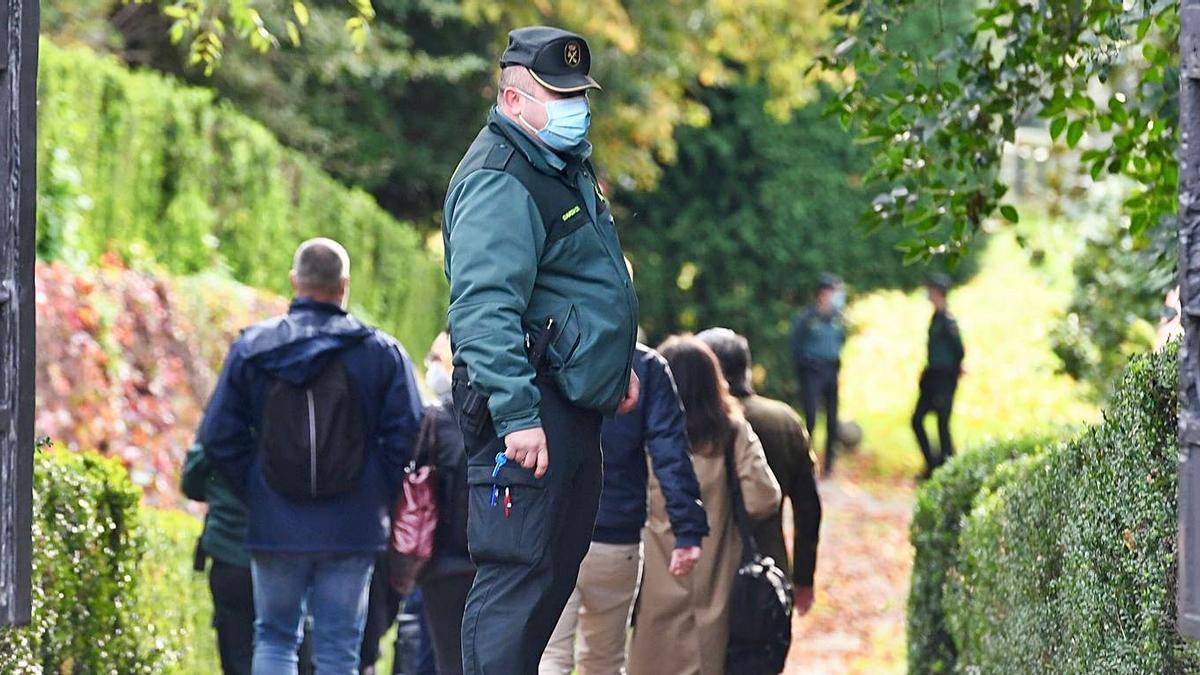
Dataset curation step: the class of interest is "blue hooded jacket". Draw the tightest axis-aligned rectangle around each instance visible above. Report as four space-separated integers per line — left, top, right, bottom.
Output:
593 345 708 548
199 299 423 554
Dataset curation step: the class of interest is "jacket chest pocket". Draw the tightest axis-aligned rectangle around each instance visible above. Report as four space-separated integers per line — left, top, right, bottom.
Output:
466 464 550 565
547 205 590 244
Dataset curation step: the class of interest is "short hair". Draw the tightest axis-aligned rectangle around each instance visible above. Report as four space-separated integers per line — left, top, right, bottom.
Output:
696 327 754 398
292 238 350 293
497 65 536 104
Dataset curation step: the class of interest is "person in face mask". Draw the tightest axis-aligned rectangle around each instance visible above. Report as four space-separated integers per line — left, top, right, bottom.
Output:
788 273 848 476
442 26 640 675
415 331 474 675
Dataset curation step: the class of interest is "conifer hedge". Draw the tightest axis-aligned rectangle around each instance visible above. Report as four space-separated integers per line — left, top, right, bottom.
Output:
36 40 445 354
908 344 1200 673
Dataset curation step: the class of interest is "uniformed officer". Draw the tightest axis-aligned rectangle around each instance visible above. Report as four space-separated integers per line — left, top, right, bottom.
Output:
789 272 847 476
912 273 965 477
441 26 640 675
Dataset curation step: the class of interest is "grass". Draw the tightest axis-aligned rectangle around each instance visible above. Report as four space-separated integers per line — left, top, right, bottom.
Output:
833 222 1099 478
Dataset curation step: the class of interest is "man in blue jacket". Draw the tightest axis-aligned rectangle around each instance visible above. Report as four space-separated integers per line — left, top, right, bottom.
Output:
200 238 423 675
540 342 708 674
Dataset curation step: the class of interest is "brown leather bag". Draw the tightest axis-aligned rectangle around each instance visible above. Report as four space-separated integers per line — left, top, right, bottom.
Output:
388 409 439 593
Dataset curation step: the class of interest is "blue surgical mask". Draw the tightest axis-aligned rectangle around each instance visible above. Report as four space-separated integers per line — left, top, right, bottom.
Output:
514 89 591 152
832 290 847 310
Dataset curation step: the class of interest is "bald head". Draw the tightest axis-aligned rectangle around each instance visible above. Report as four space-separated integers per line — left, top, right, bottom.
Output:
290 238 350 306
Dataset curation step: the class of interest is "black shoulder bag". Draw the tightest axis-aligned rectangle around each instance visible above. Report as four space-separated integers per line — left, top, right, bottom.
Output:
723 431 794 675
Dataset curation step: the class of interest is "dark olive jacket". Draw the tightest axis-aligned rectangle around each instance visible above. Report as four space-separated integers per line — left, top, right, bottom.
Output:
741 395 822 587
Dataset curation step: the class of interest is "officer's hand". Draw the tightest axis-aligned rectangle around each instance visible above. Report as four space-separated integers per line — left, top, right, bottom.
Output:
505 427 550 478
794 585 815 615
616 370 640 415
668 545 702 576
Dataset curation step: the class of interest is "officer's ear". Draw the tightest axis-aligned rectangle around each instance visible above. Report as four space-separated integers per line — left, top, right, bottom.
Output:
289 270 300 295
338 276 350 309
500 86 524 116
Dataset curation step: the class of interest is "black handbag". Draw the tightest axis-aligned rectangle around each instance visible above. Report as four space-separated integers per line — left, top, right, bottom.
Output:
723 431 794 675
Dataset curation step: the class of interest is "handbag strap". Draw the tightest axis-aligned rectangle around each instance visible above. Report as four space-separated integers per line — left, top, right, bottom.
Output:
721 425 759 564
411 406 439 468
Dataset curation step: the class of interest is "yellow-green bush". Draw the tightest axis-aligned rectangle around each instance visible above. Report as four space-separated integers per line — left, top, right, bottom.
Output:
36 40 446 354
909 343 1200 673
0 450 216 673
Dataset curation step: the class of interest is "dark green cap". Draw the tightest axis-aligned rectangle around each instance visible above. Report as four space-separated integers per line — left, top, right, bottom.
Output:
926 273 953 292
500 26 601 93
817 272 842 290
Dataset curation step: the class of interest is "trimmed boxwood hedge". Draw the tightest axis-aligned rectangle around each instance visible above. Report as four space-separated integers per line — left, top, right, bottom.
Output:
0 449 214 674
909 343 1200 674
907 434 1055 673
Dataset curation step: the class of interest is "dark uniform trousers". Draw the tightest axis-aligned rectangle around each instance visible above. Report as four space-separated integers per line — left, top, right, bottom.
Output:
797 358 840 474
912 366 960 470
452 369 603 675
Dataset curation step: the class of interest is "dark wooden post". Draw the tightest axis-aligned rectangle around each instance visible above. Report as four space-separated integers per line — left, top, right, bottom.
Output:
1180 0 1200 641
0 0 37 627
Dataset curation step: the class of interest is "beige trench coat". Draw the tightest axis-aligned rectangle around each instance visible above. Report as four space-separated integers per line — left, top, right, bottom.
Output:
628 419 782 675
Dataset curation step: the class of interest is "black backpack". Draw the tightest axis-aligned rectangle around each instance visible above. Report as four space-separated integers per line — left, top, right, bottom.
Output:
259 357 364 499
723 433 794 674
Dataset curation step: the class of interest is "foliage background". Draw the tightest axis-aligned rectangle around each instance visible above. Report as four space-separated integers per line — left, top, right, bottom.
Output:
624 82 979 401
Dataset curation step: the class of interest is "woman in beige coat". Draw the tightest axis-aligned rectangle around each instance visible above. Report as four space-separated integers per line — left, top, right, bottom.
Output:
628 335 782 675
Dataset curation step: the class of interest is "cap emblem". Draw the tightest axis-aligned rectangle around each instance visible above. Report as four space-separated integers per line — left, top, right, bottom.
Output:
564 41 582 67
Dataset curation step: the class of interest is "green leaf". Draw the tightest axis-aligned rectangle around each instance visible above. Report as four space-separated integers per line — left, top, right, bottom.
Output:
1049 116 1068 140
286 20 301 47
999 205 1019 223
293 1 310 27
1066 120 1086 148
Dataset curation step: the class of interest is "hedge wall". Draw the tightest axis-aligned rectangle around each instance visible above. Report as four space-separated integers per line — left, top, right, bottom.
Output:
0 449 215 674
908 343 1199 674
36 40 446 356
906 434 1054 673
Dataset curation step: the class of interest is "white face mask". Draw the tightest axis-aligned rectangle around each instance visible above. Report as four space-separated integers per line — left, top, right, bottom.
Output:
425 363 452 398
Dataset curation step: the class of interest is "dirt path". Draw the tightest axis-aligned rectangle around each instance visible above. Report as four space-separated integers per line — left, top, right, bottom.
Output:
784 467 916 674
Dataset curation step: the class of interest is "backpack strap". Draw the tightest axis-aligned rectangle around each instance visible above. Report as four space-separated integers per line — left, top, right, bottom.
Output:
722 426 760 564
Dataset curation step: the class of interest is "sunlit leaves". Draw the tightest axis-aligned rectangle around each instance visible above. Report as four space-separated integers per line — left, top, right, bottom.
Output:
821 0 1179 263
129 0 376 74
459 0 832 189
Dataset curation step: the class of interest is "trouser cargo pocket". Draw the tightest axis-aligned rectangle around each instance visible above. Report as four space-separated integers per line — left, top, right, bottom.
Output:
466 464 549 565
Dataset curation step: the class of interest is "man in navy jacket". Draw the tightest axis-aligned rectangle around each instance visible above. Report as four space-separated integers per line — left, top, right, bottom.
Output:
541 343 708 674
200 238 423 675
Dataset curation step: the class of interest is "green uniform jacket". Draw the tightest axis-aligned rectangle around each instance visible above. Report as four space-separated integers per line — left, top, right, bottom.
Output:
741 395 822 587
442 108 638 436
181 444 249 568
927 309 965 371
789 306 846 364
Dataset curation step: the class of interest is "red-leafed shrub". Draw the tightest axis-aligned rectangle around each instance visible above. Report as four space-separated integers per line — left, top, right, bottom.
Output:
35 259 285 505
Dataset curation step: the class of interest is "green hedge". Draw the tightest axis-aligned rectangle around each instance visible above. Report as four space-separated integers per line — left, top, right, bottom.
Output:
908 343 1200 673
906 434 1054 674
141 508 218 674
36 40 446 355
0 450 215 674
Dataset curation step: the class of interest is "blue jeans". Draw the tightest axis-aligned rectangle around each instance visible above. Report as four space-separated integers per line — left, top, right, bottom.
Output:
251 553 375 675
